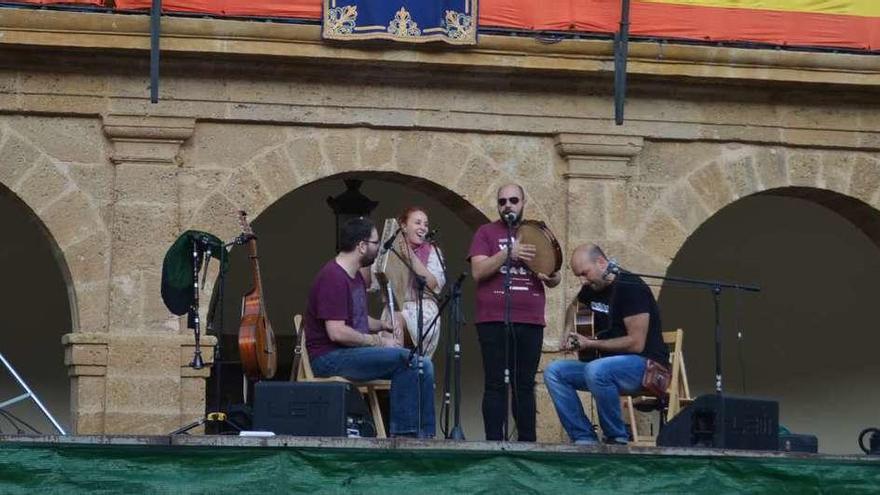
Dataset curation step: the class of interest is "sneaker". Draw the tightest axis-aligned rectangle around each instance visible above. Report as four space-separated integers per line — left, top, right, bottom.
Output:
574 438 599 446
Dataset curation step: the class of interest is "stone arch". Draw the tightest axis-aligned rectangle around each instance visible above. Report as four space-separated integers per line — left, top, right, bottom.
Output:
198 165 498 438
655 185 880 454
181 125 570 353
184 127 561 240
0 125 111 334
628 144 880 274
621 143 880 452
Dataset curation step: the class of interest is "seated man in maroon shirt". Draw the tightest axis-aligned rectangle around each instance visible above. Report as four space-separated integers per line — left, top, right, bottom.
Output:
304 217 435 438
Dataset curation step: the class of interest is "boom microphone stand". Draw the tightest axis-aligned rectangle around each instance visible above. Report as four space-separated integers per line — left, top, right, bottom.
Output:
611 265 760 396
396 264 467 440
425 233 466 440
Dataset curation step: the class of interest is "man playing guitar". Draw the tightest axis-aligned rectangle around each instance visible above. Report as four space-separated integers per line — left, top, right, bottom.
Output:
545 243 668 445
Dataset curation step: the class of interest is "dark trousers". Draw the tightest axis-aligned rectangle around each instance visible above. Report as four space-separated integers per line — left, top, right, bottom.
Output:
476 322 544 442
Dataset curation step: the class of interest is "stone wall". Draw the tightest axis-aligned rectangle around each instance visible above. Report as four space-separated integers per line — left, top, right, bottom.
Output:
0 9 878 441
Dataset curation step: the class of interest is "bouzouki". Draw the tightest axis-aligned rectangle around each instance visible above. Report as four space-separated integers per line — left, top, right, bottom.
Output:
374 218 413 348
237 211 277 380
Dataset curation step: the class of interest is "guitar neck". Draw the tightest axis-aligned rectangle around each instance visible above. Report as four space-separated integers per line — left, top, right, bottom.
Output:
247 238 265 296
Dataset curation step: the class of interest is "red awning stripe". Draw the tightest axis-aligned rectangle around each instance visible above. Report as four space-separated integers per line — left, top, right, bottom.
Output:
104 0 880 51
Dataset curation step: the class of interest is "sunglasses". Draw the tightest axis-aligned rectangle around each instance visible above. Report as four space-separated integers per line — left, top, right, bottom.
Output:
497 197 521 206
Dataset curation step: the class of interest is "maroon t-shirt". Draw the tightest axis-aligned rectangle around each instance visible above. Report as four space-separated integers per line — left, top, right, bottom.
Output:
468 221 546 326
305 260 370 361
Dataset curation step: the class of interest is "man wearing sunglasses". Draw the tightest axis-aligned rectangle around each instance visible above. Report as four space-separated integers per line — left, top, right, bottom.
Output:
304 217 435 438
468 184 562 441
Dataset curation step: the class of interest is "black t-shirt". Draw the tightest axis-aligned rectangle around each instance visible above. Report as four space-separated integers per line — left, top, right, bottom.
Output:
576 272 669 365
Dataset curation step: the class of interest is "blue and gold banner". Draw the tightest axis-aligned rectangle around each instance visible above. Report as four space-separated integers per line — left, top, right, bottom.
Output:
323 0 477 44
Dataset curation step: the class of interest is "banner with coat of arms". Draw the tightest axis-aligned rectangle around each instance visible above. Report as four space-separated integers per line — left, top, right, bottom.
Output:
322 0 477 45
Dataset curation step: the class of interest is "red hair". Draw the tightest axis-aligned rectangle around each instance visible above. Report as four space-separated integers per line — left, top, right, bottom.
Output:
398 206 427 227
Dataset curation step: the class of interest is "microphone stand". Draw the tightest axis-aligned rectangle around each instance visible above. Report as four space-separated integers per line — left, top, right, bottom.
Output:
432 270 468 439
617 269 759 396
419 233 469 440
388 243 466 439
502 216 515 441
412 271 467 440
174 235 248 435
189 237 207 370
448 274 466 440
432 236 452 438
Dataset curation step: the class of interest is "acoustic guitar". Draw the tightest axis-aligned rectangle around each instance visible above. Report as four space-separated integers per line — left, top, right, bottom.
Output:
551 300 597 360
573 302 600 362
237 211 277 380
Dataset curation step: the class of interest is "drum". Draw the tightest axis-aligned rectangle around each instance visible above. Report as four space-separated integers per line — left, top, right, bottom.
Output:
516 220 563 276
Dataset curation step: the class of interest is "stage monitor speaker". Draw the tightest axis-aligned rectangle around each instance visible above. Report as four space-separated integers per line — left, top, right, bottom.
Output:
253 381 376 437
657 394 779 451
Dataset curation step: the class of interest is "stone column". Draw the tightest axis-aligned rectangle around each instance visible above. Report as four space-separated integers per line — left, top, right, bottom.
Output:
534 133 645 442
75 114 211 434
555 133 644 251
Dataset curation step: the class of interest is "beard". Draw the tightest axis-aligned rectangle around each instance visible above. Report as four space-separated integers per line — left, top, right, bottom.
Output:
361 250 378 267
500 208 522 224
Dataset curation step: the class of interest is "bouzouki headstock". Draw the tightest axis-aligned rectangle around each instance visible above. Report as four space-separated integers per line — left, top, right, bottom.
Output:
237 210 256 243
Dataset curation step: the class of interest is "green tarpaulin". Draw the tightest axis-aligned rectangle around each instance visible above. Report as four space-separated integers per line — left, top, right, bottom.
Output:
0 443 878 494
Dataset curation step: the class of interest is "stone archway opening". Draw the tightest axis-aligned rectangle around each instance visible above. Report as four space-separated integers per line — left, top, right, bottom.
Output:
0 184 72 433
208 171 491 439
658 187 880 455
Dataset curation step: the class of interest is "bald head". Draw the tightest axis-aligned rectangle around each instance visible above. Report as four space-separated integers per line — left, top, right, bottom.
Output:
572 243 607 265
496 183 525 199
571 243 611 290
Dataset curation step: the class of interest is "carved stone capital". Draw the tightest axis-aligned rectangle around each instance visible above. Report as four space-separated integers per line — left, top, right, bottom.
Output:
102 114 195 165
555 133 645 180
63 332 109 377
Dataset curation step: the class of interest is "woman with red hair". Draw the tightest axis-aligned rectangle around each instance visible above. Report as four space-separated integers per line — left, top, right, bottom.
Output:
370 206 446 358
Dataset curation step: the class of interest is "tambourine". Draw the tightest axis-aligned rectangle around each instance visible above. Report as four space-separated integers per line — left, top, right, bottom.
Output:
516 220 563 276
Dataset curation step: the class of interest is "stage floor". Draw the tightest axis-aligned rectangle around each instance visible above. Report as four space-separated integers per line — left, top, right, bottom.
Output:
1 435 878 493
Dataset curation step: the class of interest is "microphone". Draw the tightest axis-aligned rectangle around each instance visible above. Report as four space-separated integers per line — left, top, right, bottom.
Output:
503 211 517 225
424 229 439 243
382 227 401 253
603 258 621 280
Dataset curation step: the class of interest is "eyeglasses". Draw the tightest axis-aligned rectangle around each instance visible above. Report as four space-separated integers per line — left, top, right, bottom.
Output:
497 197 521 206
363 239 380 245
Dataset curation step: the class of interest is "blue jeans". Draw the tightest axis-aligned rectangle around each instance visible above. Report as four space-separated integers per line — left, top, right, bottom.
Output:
544 355 646 442
312 347 435 437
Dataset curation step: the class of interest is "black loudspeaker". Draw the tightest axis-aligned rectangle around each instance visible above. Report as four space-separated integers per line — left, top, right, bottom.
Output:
253 381 376 437
657 394 779 450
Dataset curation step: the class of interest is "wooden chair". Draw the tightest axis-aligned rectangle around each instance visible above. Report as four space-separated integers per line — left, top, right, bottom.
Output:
290 314 392 438
621 329 693 445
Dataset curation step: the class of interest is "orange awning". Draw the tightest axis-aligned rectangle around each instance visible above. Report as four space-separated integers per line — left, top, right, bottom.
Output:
10 0 104 5
106 0 880 51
